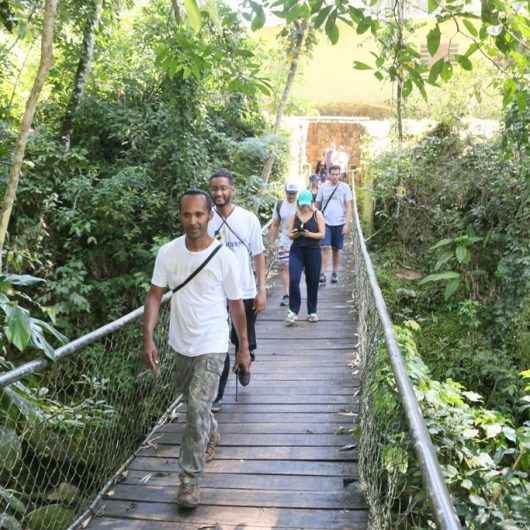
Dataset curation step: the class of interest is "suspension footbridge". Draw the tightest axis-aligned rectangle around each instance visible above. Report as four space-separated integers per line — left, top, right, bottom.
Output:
0 191 461 530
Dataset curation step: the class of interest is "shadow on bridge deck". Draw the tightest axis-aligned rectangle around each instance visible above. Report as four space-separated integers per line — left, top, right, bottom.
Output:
84 271 368 530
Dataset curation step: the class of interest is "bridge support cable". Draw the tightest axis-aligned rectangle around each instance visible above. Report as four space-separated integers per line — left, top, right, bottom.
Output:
0 223 273 530
351 184 462 530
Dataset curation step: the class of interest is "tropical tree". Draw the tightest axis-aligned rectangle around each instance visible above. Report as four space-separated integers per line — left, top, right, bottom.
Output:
0 0 58 271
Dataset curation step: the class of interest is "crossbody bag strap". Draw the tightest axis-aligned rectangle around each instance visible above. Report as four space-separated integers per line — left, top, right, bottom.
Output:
321 185 339 214
171 244 223 294
214 210 252 258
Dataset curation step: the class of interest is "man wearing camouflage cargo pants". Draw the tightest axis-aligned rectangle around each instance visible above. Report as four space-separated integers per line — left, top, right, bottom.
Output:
143 189 251 509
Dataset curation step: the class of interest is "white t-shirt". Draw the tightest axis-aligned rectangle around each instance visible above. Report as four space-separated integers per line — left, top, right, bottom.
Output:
151 237 242 357
208 206 265 300
272 199 297 247
316 182 353 226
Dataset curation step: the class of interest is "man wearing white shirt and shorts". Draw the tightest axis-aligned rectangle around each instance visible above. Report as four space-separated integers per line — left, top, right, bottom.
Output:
315 164 353 285
208 169 266 412
269 182 298 306
143 189 251 509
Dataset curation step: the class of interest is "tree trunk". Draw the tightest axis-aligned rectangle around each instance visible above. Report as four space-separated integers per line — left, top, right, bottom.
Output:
62 0 104 150
171 0 182 24
261 19 308 183
0 0 58 271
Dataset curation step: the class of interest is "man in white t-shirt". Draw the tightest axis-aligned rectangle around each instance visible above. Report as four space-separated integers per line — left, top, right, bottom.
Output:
315 164 353 285
143 189 251 509
208 169 266 411
269 182 298 306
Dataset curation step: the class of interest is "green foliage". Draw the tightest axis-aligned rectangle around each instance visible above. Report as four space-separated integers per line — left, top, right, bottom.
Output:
247 0 529 112
376 322 530 529
0 274 67 361
365 122 529 416
1 1 285 340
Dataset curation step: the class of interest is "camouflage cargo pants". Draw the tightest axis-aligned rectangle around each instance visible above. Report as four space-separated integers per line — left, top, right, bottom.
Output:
174 351 225 487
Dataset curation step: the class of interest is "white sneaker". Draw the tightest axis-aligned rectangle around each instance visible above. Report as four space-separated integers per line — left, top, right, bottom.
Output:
307 313 319 323
285 310 298 326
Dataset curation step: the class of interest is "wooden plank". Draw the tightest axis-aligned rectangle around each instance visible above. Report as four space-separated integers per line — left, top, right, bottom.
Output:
161 422 350 435
104 484 366 510
154 432 353 447
137 445 357 461
97 500 368 529
122 471 356 490
177 412 354 423
218 384 358 396
88 517 367 530
208 404 356 413
195 395 355 405
128 457 358 476
177 404 357 414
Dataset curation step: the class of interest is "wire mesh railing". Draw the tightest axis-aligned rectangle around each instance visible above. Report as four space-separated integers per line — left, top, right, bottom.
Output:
351 185 462 530
0 294 185 530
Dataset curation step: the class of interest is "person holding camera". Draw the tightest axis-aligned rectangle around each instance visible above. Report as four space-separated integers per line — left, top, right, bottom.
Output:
285 189 326 325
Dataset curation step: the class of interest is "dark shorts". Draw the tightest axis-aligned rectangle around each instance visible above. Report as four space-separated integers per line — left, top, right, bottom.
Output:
321 224 344 250
230 298 257 359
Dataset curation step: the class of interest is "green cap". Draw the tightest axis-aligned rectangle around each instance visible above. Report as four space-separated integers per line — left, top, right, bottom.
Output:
297 189 313 206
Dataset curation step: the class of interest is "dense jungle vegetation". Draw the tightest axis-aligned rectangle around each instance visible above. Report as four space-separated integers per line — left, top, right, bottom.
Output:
363 104 530 527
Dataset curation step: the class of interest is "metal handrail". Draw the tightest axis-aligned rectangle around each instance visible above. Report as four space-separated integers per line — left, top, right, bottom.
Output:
352 184 462 530
0 219 274 388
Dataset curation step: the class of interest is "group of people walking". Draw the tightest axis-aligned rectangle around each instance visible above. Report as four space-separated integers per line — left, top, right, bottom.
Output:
142 166 352 510
270 164 353 324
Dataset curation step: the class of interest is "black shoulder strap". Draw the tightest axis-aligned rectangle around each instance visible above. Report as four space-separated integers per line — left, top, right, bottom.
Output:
171 244 222 294
214 209 252 257
321 185 339 214
276 200 282 219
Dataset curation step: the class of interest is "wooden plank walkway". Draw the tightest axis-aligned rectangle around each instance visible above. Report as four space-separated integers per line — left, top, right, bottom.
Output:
87 272 367 530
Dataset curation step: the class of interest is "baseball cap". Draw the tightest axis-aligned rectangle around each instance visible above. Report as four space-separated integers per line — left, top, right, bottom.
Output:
297 189 313 206
285 182 298 193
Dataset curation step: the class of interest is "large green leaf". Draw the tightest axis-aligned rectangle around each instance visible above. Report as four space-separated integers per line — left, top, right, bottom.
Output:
251 5 266 31
428 58 445 83
463 18 478 37
455 245 471 264
427 0 440 13
444 278 461 300
4 305 32 351
427 25 441 56
183 0 202 31
419 271 460 285
325 15 339 44
313 5 332 28
0 274 45 287
353 61 372 70
456 54 473 71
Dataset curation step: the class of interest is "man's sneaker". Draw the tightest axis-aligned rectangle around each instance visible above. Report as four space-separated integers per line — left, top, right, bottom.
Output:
177 482 200 509
205 431 221 463
285 310 298 326
307 313 319 323
331 272 338 284
280 294 289 306
319 273 327 285
211 399 223 413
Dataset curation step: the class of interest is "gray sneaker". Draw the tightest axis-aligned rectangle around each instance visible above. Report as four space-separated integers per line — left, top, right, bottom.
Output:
177 482 200 509
331 272 338 284
280 294 289 306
